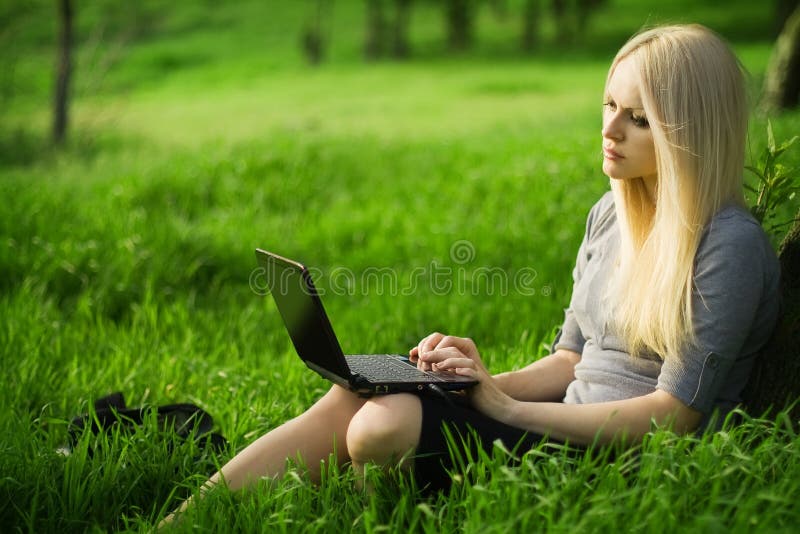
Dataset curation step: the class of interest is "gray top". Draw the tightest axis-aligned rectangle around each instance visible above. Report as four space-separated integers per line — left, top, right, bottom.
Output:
556 192 781 427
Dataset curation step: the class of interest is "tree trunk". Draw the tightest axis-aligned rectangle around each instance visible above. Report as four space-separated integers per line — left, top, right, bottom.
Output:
521 0 539 53
390 0 412 59
742 209 800 420
775 0 798 36
446 0 473 52
302 0 329 65
576 0 606 35
364 0 386 60
489 0 508 19
761 4 800 111
551 0 570 46
53 0 73 146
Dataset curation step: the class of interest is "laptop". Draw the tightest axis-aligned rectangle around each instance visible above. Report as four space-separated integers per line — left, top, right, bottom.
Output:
255 249 478 396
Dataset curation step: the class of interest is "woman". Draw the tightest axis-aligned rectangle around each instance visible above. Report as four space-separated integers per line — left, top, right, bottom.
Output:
164 23 780 521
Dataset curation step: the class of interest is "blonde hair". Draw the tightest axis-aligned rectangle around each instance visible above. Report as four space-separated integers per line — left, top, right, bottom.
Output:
609 24 748 359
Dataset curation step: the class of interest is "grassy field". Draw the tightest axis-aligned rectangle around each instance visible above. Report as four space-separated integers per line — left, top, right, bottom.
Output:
2 1 800 532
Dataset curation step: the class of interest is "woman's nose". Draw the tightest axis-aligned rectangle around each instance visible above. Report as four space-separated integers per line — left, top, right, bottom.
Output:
602 114 624 141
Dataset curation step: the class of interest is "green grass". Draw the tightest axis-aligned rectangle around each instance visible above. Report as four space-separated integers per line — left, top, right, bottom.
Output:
2 0 800 532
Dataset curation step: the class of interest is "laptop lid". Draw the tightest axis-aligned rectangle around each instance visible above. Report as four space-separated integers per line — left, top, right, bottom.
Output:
255 249 353 384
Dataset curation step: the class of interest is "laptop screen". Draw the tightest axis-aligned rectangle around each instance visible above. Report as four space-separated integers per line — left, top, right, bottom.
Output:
258 250 351 380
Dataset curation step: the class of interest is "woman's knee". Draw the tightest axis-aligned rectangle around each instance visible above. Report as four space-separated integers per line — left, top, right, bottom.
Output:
346 393 423 464
312 385 367 415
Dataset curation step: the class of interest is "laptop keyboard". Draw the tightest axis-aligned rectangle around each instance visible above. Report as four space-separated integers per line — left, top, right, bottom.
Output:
345 355 455 383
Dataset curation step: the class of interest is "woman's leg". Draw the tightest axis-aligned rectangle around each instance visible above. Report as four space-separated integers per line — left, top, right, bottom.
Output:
209 384 370 489
161 384 368 524
346 393 423 475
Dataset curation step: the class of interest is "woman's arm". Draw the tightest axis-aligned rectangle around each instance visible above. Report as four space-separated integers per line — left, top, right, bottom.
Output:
416 334 702 446
494 389 702 445
492 349 581 402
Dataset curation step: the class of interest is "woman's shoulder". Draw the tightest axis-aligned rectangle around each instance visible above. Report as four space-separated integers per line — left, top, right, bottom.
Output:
584 191 617 239
590 190 615 217
703 204 769 247
697 204 779 279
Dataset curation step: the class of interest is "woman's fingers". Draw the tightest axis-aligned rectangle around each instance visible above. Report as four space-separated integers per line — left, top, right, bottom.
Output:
419 347 479 376
431 356 475 372
415 332 445 370
412 332 481 372
420 346 460 361
434 335 477 358
419 332 445 353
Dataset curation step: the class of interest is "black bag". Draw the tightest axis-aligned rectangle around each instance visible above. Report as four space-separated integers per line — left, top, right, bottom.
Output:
65 392 227 459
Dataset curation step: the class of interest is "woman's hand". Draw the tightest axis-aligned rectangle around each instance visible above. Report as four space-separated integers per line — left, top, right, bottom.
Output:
409 332 515 420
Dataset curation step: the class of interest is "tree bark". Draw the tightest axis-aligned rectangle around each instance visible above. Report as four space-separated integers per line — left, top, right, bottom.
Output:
364 0 386 60
774 0 799 36
391 0 412 59
761 4 800 111
521 0 539 52
551 0 570 46
302 0 329 65
446 0 473 52
53 0 73 146
576 0 606 35
742 210 800 420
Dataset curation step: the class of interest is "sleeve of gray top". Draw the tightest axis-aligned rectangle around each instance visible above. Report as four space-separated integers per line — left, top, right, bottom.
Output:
554 238 588 353
554 196 608 354
656 213 772 414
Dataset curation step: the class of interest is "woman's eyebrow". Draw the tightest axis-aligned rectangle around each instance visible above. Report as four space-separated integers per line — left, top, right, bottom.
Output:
605 101 645 113
604 93 645 112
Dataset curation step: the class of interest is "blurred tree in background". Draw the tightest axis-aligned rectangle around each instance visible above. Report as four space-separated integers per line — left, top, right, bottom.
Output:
0 0 792 157
0 0 162 155
0 2 34 115
577 0 607 35
302 0 333 64
521 0 541 51
775 0 799 34
364 0 388 58
445 0 474 51
332 0 611 62
364 0 412 60
308 0 607 65
762 3 800 112
546 0 607 46
551 0 568 44
53 0 73 146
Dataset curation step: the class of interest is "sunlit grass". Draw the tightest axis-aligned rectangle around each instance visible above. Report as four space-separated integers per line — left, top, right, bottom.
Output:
2 0 800 531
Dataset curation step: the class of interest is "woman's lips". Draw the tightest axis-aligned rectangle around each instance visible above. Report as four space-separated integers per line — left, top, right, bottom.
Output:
603 147 624 160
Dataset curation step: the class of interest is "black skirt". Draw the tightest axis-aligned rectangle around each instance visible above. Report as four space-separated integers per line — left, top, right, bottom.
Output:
412 392 576 492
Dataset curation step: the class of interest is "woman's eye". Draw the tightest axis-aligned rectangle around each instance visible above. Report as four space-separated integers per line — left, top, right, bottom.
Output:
603 101 617 111
631 114 649 128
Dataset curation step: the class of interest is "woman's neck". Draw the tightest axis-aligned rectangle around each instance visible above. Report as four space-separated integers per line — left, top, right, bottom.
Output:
642 174 658 203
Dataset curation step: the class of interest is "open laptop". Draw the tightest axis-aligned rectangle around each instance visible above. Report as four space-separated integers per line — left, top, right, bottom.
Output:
255 249 478 396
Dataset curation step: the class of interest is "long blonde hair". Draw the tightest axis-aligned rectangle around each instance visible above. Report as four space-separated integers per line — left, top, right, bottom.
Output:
609 24 748 359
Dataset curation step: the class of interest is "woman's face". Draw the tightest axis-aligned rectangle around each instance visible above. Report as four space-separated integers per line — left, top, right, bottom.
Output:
601 56 657 185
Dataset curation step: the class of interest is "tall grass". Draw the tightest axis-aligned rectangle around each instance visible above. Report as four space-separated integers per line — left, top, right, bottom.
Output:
2 1 800 532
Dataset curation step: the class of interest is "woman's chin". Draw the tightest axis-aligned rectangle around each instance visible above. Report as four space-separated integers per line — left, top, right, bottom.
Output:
602 165 637 181
602 166 626 181
602 160 621 179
